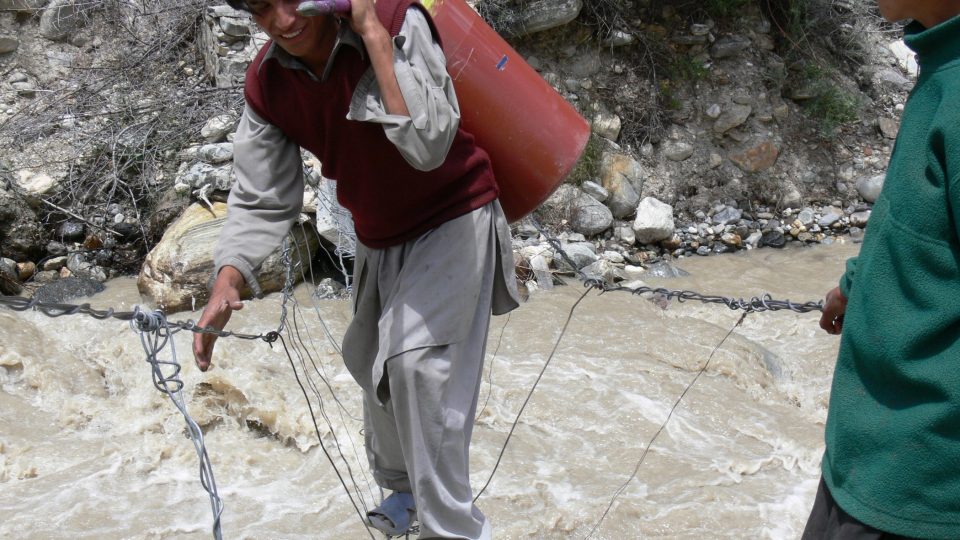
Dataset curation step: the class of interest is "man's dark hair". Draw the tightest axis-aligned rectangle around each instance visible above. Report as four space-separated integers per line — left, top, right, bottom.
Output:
226 0 252 13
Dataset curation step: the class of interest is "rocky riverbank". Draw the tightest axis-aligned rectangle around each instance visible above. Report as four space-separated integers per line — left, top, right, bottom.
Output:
0 1 911 309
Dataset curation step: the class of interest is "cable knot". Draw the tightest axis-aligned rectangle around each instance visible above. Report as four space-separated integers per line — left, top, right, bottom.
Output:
132 306 164 332
262 331 280 344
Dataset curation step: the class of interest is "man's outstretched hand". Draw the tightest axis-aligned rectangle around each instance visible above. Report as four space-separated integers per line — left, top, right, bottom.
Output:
819 286 848 335
193 266 246 371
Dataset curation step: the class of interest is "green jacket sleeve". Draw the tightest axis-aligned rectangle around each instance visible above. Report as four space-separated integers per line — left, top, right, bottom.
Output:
839 256 857 298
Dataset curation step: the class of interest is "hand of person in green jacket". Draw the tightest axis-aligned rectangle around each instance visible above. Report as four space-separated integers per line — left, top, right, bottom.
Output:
193 266 246 371
819 286 847 335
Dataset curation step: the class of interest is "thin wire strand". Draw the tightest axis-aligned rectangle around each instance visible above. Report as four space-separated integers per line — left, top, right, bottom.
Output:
584 312 749 538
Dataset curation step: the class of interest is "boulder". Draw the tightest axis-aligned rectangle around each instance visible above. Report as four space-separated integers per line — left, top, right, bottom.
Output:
856 174 884 203
599 152 642 218
497 0 583 37
137 203 318 313
541 184 613 237
40 0 89 42
729 141 779 173
632 197 675 245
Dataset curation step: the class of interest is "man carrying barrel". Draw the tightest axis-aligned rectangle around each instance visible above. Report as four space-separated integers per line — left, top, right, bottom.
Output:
192 0 519 537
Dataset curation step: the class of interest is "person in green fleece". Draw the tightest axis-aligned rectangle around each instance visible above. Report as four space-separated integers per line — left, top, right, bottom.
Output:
803 1 960 538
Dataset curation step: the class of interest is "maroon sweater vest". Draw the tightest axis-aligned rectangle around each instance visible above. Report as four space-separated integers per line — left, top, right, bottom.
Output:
243 1 498 248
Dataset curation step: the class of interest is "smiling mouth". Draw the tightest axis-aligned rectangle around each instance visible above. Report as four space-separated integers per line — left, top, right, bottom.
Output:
282 27 304 39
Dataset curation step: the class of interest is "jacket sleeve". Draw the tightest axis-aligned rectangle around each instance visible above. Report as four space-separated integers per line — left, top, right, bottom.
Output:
346 7 459 171
838 256 857 298
213 104 304 297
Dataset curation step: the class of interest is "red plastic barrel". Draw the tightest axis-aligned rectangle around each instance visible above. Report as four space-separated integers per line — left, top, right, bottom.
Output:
423 0 590 222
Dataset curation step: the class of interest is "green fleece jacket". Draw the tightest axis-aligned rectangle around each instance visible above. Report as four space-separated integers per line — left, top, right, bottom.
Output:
822 14 960 539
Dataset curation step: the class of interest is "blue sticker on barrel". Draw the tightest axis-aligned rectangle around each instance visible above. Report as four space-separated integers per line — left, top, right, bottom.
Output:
496 55 508 71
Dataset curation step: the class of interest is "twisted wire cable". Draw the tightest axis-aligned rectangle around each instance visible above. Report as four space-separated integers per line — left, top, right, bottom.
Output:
130 307 224 540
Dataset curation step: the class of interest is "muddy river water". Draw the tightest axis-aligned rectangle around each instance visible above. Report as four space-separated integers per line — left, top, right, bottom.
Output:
0 241 858 539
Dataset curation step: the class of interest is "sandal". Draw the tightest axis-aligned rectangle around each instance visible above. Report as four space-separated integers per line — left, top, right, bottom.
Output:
366 492 417 536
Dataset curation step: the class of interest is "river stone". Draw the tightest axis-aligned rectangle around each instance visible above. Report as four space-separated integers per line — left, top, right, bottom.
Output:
710 35 751 59
878 117 899 139
219 16 250 38
57 221 85 242
138 203 318 313
15 171 56 205
0 258 21 295
32 276 105 303
713 104 752 135
729 141 779 173
850 210 872 227
497 0 583 36
819 206 844 227
600 152 642 218
644 261 690 279
592 112 621 141
0 35 18 54
797 209 815 227
200 114 236 142
197 143 234 164
746 230 763 248
663 141 695 162
40 0 88 42
760 230 786 248
711 206 742 226
557 242 597 270
632 197 675 245
581 180 609 203
856 174 884 203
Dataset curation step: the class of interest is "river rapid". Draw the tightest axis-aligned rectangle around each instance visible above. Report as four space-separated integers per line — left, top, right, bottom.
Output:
0 241 858 539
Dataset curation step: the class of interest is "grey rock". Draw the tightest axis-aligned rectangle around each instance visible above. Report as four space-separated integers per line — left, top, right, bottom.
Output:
797 209 815 227
0 258 21 295
850 210 872 227
40 0 88 42
197 143 234 164
878 117 899 139
600 152 642 219
12 82 35 98
219 16 251 38
745 231 763 248
632 197 675 244
541 184 613 236
713 104 752 134
710 35 751 59
581 180 609 203
644 261 690 278
711 206 742 226
592 112 621 141
46 241 67 256
0 0 48 11
818 206 844 227
856 174 884 203
760 230 786 248
663 141 695 162
557 242 598 270
706 103 722 119
696 245 711 256
0 35 19 54
498 0 583 37
57 221 85 242
33 276 105 303
200 114 236 142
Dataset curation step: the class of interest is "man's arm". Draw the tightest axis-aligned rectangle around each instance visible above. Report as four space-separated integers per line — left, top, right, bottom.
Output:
346 5 460 170
193 104 305 370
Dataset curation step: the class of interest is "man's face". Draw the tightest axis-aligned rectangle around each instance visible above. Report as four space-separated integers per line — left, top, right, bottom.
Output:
247 0 332 58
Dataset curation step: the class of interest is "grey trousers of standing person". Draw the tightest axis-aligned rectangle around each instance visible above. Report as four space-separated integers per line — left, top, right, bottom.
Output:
341 201 519 540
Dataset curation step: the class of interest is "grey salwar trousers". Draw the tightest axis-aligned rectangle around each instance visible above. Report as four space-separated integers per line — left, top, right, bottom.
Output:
342 201 518 539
